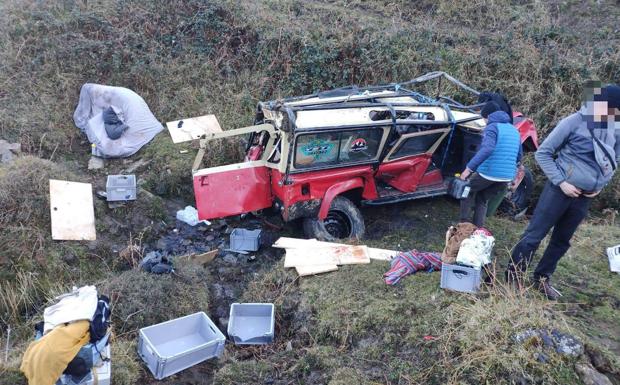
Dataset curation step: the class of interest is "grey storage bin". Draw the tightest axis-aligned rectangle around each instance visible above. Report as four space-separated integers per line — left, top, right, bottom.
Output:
106 174 136 201
230 228 262 251
228 303 275 345
138 312 225 380
440 263 481 294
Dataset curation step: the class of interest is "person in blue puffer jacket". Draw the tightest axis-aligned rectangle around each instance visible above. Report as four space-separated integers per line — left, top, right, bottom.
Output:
458 101 522 227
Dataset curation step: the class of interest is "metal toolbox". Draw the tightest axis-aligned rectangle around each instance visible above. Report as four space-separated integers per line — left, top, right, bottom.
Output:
138 312 225 380
440 263 481 294
228 303 275 345
230 228 262 251
106 174 136 201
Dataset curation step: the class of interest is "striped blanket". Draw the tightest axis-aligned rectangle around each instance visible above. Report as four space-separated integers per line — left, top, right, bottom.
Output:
383 250 442 285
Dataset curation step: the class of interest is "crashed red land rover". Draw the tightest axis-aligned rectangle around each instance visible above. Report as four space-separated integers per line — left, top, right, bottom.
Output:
185 72 538 241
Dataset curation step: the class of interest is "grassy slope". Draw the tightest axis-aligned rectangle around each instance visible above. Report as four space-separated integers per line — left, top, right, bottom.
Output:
0 0 619 384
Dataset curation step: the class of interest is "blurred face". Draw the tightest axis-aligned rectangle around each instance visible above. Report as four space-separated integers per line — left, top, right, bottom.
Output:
591 100 608 122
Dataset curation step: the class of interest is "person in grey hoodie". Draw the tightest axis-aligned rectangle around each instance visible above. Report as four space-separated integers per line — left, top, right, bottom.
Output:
507 84 620 300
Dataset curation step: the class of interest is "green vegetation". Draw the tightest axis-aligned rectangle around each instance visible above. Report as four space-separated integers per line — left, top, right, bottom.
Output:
0 0 619 384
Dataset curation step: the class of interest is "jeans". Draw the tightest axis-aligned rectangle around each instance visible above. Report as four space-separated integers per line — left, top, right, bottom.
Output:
459 173 507 227
508 181 591 279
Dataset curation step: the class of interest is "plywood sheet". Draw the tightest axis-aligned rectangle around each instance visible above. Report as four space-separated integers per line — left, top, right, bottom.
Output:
166 114 222 143
295 264 339 276
49 179 96 241
331 245 370 265
284 248 338 268
367 248 398 261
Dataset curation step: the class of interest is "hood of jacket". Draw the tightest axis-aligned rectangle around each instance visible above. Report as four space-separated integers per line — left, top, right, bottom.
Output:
486 110 512 124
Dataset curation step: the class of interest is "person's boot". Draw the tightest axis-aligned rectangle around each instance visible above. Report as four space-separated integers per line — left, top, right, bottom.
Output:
535 276 562 300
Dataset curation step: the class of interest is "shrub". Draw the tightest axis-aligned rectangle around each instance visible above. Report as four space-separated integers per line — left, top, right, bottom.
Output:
100 264 210 334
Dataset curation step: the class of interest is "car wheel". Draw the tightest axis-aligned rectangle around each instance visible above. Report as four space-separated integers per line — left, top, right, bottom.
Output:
499 167 534 219
303 196 365 241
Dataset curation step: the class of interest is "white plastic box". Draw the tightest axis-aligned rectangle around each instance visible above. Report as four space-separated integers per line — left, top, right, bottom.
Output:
106 174 136 201
440 263 481 294
230 228 262 251
228 303 275 345
138 312 225 380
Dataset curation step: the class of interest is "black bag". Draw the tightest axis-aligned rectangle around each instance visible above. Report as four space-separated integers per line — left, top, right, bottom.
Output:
449 178 471 200
89 295 111 343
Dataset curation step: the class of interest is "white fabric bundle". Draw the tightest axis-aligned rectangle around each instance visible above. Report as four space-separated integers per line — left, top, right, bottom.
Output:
456 231 495 269
43 285 98 333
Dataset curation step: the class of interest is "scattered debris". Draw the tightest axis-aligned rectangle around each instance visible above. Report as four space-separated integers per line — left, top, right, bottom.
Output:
49 179 96 241
176 205 211 226
106 174 137 202
139 251 174 274
607 244 620 273
138 312 225 380
177 249 219 266
575 363 613 385
513 329 584 358
166 114 222 144
0 139 21 163
228 303 275 345
87 155 105 170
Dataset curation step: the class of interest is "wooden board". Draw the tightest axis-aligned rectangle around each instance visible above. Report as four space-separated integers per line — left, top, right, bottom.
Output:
49 179 96 241
331 245 370 265
166 114 223 143
284 248 338 268
274 237 394 262
178 249 219 265
295 264 339 276
367 248 398 261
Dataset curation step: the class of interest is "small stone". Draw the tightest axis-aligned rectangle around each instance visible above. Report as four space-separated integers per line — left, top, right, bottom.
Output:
182 239 192 246
285 341 293 352
223 253 238 265
0 140 21 163
575 363 613 385
87 240 99 251
87 156 105 170
206 235 215 242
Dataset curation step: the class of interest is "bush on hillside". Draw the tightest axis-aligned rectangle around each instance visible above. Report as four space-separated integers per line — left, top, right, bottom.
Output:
100 264 210 334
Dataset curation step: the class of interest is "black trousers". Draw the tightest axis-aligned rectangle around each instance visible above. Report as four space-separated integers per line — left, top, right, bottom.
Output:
459 173 507 227
508 181 591 279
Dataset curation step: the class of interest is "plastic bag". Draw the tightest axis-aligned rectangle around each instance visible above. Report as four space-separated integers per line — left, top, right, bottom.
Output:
176 206 211 226
456 229 495 269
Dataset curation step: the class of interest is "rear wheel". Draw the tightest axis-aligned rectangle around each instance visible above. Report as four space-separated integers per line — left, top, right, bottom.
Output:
303 196 365 241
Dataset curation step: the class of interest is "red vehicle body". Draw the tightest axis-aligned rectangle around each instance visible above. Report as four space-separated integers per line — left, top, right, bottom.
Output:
187 72 538 240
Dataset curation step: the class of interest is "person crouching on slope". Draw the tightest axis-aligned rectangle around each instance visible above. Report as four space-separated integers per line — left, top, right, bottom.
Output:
507 83 620 300
458 101 522 227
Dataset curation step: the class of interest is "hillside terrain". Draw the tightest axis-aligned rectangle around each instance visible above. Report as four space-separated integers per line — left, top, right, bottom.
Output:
1 1 619 384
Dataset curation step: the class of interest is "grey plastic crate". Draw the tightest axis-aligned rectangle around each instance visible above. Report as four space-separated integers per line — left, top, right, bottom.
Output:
228 303 275 345
230 228 262 251
440 263 481 294
138 312 225 380
106 174 136 201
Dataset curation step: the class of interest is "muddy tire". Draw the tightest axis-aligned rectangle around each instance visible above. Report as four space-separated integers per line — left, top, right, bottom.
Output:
303 196 365 241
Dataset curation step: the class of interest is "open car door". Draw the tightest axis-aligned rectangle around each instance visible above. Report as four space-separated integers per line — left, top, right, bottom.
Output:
193 160 272 220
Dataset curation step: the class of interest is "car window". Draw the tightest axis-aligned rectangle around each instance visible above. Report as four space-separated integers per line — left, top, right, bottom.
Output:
295 133 340 168
339 129 382 163
390 132 445 159
294 128 383 169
